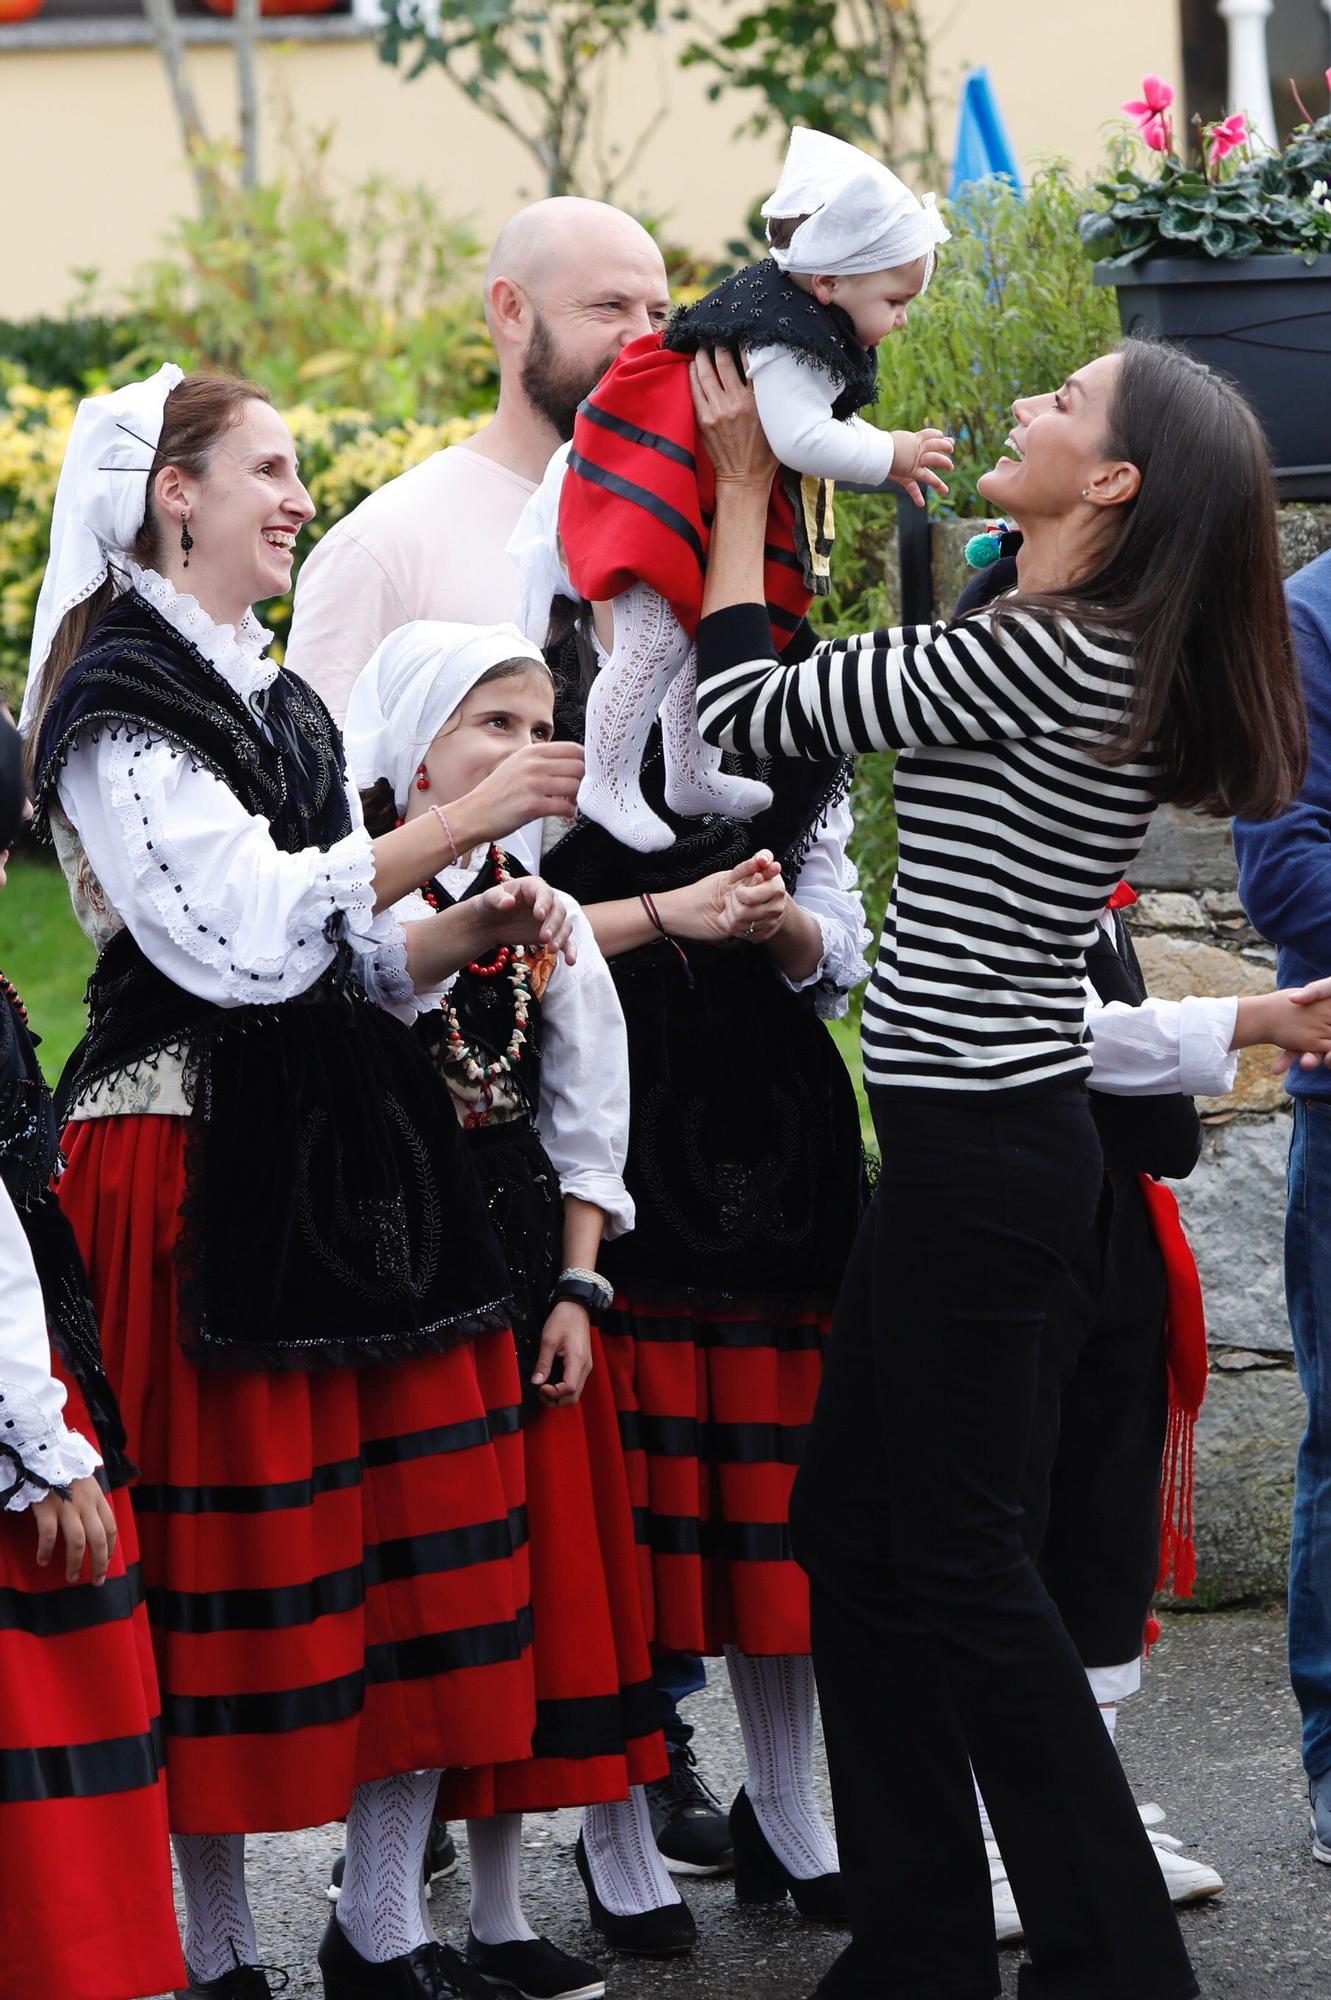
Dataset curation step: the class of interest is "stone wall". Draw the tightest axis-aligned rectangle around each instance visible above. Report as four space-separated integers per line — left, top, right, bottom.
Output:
878 504 1331 1605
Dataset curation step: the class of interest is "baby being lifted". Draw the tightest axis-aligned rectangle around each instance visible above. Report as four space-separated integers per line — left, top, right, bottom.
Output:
541 128 956 852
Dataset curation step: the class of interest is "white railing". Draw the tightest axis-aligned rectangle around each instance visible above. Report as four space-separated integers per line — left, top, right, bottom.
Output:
1218 0 1277 147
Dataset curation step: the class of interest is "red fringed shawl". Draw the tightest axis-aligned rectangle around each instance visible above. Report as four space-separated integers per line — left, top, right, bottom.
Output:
1136 1176 1208 1636
560 333 815 647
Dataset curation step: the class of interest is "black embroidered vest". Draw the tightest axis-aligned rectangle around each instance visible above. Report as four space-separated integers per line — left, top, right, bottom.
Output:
664 259 879 421
0 976 131 1478
33 594 514 1371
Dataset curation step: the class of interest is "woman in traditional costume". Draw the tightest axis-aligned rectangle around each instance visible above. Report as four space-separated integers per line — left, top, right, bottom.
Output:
507 453 873 1945
21 367 576 2000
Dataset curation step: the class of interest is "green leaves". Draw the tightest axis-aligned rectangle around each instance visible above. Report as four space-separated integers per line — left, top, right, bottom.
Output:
1082 113 1331 264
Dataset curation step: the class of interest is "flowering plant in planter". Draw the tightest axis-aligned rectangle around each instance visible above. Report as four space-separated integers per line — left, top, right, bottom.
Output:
1080 72 1331 266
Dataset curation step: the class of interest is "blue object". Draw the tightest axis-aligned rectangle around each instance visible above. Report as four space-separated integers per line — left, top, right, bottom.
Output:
949 67 1021 200
1234 548 1331 1102
963 521 1018 569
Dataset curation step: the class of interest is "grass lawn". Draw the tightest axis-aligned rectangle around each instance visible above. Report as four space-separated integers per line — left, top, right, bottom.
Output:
2 847 878 1145
2 847 94 1083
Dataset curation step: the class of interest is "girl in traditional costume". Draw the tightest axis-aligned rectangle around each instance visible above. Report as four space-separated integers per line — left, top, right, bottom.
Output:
557 127 953 852
346 619 692 1994
21 367 576 2000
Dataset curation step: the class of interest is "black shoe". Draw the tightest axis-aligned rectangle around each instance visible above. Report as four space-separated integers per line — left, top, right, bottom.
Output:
464 1928 605 1998
317 1912 493 1998
729 1786 847 1923
644 1741 734 1875
573 1834 697 1957
328 1824 459 1903
176 1949 288 1997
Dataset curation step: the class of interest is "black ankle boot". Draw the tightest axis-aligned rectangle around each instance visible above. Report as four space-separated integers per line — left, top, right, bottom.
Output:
573 1833 697 1956
317 1912 493 1997
729 1786 848 1923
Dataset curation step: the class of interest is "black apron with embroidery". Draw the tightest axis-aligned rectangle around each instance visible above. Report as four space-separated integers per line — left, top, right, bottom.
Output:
34 592 513 1371
542 630 867 1306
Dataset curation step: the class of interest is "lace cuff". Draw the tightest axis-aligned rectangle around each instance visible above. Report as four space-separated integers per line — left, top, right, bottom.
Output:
0 1384 101 1512
781 912 873 1020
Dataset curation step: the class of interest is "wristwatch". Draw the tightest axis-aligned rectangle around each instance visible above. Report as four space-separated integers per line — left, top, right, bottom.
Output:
549 1266 615 1320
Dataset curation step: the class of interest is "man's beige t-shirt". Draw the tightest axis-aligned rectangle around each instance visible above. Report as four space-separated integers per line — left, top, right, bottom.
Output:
284 445 539 724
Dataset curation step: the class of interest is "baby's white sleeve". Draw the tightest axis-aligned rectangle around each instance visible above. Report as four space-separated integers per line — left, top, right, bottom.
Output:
746 345 898 486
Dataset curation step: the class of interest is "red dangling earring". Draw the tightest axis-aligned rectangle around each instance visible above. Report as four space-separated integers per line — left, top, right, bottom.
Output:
415 764 430 792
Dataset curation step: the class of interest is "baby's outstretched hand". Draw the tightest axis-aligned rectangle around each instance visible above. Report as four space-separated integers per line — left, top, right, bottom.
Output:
890 428 955 508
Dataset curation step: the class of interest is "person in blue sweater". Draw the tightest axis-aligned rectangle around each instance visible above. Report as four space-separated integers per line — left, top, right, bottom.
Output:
1234 547 1331 1867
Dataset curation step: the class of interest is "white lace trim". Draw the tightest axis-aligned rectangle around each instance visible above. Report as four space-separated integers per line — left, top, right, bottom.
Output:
782 911 872 1021
0 1383 100 1511
125 561 277 698
102 735 378 1004
356 915 419 1015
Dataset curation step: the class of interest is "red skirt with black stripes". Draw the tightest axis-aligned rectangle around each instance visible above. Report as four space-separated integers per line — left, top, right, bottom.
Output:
0 1363 185 2000
59 1113 537 1835
437 1329 667 1819
601 1289 832 1658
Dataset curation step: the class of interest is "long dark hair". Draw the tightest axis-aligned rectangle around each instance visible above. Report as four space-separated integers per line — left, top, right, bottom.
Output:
25 371 271 774
998 339 1306 821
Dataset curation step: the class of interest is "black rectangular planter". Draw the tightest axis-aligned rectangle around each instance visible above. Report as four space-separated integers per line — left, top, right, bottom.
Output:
1096 253 1331 497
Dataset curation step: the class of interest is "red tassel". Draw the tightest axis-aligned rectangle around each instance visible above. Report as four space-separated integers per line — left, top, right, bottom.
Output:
1108 879 1138 910
1137 1177 1207 1605
1143 1614 1162 1657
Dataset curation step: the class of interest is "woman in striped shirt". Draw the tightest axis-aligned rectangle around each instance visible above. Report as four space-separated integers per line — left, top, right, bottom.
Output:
688 339 1305 2000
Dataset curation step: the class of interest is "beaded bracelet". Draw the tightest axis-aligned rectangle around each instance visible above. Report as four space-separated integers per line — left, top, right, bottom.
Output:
429 803 459 868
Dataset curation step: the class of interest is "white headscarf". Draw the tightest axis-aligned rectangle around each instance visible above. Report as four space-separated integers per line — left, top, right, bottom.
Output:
506 441 577 646
20 363 184 736
761 129 950 282
344 619 550 814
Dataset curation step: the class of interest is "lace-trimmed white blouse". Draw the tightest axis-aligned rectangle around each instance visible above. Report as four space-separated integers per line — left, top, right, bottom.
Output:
0 1182 100 1510
53 565 436 1117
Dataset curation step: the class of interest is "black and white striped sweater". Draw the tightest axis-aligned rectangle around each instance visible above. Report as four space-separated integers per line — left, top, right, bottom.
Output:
696 601 1160 1095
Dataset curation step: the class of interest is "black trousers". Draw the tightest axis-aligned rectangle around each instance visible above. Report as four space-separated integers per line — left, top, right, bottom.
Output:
1030 1170 1169 1668
790 1082 1196 2000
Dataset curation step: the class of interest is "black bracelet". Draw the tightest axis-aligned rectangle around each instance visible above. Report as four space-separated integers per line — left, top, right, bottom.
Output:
549 1271 615 1321
640 891 695 988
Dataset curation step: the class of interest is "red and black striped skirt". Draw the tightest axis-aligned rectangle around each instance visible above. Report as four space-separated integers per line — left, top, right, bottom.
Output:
439 1330 667 1818
0 1362 185 2000
59 1113 537 1835
601 1289 833 1658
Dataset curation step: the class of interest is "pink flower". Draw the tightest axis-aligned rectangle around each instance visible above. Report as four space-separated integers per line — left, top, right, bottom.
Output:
1209 112 1249 162
1123 74 1175 153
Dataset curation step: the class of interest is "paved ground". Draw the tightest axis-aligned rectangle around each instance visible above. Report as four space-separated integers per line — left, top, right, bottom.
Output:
157 1609 1328 1999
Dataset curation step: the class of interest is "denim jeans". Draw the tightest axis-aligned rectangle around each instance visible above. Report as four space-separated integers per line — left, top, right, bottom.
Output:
653 1651 707 1749
1286 1099 1331 1783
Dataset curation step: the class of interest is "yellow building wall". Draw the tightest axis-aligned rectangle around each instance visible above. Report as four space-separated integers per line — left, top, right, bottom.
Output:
0 0 1183 320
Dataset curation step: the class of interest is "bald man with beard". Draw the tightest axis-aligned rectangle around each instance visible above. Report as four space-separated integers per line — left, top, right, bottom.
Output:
285 197 672 723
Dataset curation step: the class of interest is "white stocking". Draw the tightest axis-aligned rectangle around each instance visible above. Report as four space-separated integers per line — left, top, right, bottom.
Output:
172 1833 258 1983
467 1814 537 1945
659 643 772 823
725 1647 839 1879
581 1786 683 1916
336 1770 438 1964
579 584 770 852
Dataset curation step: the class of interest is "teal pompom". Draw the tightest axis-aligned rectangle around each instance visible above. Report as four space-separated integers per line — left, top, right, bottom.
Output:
964 531 1004 570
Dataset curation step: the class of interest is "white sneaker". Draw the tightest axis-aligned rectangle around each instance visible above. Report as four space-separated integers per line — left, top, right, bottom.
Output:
1145 1826 1225 1905
986 1837 1023 1944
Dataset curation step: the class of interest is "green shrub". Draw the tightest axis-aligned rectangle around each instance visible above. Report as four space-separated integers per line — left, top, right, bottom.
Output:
113 125 497 425
0 314 142 392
